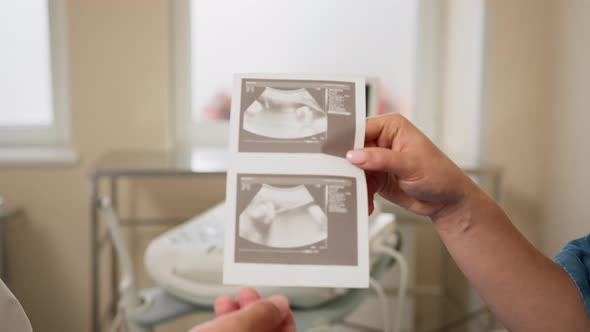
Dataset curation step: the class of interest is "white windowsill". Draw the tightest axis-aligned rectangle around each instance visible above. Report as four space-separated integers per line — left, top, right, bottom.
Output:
0 146 79 166
180 121 230 148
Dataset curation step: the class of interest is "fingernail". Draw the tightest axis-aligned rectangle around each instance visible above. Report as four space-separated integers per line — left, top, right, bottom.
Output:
346 150 367 164
267 295 290 320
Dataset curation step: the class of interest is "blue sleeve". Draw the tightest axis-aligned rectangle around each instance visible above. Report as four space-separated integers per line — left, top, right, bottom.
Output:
554 234 590 318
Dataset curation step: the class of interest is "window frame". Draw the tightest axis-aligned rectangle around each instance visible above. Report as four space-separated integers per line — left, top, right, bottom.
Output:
0 0 74 163
172 0 230 147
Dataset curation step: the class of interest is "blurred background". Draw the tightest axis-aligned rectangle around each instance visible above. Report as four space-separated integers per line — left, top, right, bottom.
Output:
0 0 588 331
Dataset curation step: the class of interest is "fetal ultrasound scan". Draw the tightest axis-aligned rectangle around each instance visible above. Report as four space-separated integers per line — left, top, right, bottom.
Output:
238 78 357 156
238 183 328 248
235 174 358 266
243 87 328 140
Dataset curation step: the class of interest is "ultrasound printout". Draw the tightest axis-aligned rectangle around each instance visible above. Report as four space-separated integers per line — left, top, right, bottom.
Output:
224 74 368 288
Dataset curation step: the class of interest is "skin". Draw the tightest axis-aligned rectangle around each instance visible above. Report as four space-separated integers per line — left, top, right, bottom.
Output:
346 113 590 332
191 287 296 332
192 113 590 331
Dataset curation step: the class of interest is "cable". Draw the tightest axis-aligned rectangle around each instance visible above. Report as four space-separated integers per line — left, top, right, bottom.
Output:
99 197 147 332
373 242 409 332
100 197 135 290
370 277 391 332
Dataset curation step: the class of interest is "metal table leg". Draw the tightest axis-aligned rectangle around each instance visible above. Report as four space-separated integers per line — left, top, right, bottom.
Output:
110 177 119 318
91 177 100 332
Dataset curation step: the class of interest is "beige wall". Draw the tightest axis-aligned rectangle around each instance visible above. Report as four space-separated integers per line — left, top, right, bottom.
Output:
541 0 590 256
483 0 554 246
485 0 590 255
1 1 176 331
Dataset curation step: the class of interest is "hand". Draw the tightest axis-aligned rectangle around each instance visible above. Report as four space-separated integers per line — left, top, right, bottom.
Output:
346 113 478 221
191 287 296 332
347 114 590 332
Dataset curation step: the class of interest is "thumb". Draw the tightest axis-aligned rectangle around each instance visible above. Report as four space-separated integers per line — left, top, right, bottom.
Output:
194 296 290 332
346 147 410 176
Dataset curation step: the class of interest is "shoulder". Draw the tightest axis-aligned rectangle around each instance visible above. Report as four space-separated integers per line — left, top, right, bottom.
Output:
554 234 590 318
563 234 590 250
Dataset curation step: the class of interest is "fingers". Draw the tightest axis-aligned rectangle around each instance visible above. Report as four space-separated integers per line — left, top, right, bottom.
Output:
365 140 378 148
214 287 260 317
347 147 410 177
237 286 261 307
265 295 290 321
379 177 445 217
365 113 405 146
277 309 297 332
214 295 239 316
366 171 378 215
196 296 291 332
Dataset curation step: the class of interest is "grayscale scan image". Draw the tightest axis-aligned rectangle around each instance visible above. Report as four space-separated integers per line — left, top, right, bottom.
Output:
239 184 328 248
238 79 356 156
235 174 358 265
243 87 327 139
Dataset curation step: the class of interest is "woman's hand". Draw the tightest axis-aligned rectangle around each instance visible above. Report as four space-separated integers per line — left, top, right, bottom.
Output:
191 288 296 332
347 114 590 332
346 113 478 223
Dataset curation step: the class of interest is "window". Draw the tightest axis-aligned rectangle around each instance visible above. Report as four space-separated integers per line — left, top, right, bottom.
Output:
0 0 73 163
173 0 488 169
173 0 436 146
